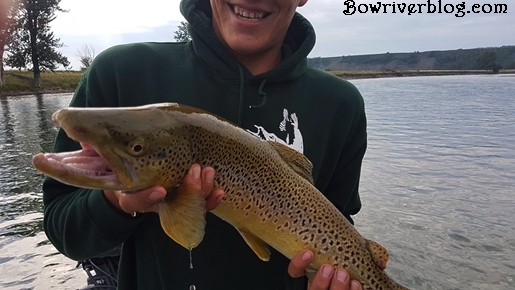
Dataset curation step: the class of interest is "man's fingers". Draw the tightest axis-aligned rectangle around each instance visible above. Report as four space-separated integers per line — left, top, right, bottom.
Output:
107 164 223 215
205 189 224 211
183 164 201 185
308 265 334 290
178 164 224 211
311 267 362 290
117 187 166 214
350 280 362 290
288 250 314 278
286 250 361 290
200 166 215 197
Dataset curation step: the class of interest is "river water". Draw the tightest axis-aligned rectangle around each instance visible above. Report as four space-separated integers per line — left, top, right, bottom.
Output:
0 74 514 289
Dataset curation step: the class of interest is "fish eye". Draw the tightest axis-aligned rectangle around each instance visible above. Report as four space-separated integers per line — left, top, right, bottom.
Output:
128 139 146 155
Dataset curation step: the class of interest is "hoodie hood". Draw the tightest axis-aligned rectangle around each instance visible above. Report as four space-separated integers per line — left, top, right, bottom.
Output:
180 0 316 83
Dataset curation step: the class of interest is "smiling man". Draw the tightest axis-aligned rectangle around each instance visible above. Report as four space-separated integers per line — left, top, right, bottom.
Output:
210 0 307 75
43 0 367 289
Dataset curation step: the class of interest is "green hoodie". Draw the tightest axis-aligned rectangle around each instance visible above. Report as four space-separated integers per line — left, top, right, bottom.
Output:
43 0 367 289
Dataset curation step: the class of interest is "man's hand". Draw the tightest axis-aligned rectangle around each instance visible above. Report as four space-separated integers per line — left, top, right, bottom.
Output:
104 164 224 215
288 250 362 290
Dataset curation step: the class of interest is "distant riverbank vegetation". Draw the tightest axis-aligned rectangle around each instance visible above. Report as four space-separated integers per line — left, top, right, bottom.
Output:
309 46 515 73
330 69 515 80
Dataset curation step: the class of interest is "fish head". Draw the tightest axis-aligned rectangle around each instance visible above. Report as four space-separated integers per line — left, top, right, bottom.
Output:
33 103 193 192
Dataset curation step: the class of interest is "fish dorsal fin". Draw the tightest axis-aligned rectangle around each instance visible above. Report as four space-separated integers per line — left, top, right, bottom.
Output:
267 141 314 184
158 185 207 250
237 228 271 261
365 239 389 270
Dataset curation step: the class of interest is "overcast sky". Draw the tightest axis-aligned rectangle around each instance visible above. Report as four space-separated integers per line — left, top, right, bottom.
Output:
51 0 515 70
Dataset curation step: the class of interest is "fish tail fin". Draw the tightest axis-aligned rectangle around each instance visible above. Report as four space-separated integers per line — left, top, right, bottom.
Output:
158 184 207 250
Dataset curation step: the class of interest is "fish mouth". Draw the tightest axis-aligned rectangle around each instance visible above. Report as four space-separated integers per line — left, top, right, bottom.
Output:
34 109 137 191
32 142 131 191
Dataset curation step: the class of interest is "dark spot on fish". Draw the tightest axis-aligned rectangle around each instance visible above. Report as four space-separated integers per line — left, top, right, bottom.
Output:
156 151 167 159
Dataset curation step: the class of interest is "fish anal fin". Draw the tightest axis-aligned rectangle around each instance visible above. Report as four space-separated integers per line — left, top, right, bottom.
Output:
267 141 314 184
365 239 389 270
158 184 207 250
237 228 271 261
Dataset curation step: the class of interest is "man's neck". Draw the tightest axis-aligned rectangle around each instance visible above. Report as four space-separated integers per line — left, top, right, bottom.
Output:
232 47 282 76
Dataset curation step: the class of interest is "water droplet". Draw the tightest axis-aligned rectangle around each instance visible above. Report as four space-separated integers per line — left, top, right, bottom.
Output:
189 285 196 290
189 249 193 269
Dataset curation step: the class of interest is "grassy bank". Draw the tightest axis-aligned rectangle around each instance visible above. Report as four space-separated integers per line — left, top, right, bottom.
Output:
0 70 82 96
1 69 514 96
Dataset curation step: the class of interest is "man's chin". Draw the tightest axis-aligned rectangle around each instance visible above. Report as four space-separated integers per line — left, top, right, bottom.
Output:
225 38 275 56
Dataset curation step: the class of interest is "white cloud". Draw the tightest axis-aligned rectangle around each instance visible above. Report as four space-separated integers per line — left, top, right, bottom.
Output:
53 0 184 35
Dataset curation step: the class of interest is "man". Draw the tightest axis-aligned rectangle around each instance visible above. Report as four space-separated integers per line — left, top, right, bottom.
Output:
43 0 367 289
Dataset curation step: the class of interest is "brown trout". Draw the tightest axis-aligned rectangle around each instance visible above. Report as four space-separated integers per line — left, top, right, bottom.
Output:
33 103 409 290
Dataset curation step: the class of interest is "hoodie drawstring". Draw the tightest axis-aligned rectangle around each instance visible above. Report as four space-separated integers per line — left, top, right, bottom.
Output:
250 79 268 109
236 65 269 125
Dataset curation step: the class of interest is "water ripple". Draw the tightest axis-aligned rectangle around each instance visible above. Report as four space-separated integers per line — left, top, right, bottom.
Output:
353 74 515 289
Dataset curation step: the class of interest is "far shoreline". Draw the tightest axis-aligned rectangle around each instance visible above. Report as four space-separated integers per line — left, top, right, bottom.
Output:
0 89 75 97
1 69 514 97
331 69 515 80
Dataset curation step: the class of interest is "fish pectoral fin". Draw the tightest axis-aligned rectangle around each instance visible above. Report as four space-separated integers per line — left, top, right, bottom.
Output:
237 228 271 261
267 141 314 184
158 184 207 250
365 239 389 270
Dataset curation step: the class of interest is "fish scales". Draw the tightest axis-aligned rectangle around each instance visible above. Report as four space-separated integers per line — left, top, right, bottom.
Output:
32 103 409 290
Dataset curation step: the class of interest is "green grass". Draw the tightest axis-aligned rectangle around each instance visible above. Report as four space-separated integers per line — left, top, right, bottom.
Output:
1 70 82 95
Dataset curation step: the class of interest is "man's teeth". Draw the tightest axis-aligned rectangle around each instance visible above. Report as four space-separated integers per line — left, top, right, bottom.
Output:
233 6 265 19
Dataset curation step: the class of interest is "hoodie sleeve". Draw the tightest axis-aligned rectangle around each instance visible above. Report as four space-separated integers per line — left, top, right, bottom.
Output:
42 50 146 261
315 79 367 224
328 106 366 223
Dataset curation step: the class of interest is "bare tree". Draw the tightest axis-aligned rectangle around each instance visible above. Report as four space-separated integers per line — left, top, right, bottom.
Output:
76 44 95 71
173 21 191 42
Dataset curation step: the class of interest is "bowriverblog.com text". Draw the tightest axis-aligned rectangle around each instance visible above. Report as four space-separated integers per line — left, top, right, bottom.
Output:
342 0 508 17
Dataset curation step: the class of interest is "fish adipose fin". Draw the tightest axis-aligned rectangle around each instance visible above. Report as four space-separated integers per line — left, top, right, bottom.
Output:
237 228 272 261
158 184 207 250
267 141 314 184
365 239 389 270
